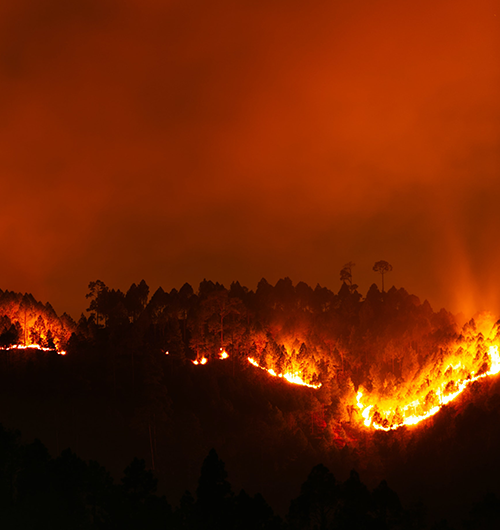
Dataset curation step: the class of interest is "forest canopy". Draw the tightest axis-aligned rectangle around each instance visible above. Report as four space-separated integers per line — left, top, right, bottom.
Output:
1 278 500 527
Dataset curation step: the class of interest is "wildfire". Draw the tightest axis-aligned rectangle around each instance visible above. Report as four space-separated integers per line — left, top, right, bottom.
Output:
192 349 229 365
356 342 500 431
192 357 208 365
185 313 500 432
0 344 66 355
247 357 322 389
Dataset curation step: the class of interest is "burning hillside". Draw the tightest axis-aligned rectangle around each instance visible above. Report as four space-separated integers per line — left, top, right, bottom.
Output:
0 290 74 354
181 279 500 434
4 279 500 528
355 314 500 430
190 312 500 432
6 278 500 438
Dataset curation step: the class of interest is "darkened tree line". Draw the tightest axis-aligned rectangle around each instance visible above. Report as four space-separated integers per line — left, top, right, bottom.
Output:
79 276 459 387
0 278 499 528
1 422 498 529
0 275 460 397
69 276 462 457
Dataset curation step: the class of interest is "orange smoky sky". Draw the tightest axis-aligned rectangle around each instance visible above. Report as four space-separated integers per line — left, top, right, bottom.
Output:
0 0 499 319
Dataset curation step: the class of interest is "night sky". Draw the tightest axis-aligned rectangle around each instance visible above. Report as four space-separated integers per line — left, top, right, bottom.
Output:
1 0 499 319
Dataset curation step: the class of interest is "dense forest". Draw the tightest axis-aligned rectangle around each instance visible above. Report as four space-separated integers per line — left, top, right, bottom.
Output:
1 277 500 528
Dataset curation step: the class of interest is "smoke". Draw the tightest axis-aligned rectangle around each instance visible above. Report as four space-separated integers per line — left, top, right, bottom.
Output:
0 0 498 317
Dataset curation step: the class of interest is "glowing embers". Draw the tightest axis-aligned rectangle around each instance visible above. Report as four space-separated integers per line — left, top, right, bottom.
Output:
189 349 322 390
247 357 322 389
356 344 500 431
192 357 208 366
191 349 229 365
0 344 67 355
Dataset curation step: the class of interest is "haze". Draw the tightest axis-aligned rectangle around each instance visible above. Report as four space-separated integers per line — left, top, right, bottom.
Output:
0 0 498 319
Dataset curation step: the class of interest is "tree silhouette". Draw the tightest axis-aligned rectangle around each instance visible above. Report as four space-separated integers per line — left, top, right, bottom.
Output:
371 479 404 528
340 262 358 293
288 463 338 530
373 260 393 292
195 448 233 530
85 280 108 327
337 469 371 529
234 490 279 530
125 280 150 322
0 319 20 347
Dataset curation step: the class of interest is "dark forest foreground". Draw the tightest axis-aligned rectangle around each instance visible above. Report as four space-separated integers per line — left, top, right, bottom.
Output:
1 279 500 528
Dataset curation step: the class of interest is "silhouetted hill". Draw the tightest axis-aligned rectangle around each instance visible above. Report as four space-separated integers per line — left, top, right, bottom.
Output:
1 279 500 528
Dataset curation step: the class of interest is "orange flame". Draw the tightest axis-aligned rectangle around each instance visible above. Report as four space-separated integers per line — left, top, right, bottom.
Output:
247 357 322 389
0 344 67 355
192 357 208 366
192 350 230 365
356 340 500 431
183 314 500 432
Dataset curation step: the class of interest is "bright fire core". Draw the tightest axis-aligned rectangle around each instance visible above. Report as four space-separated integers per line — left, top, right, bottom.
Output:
355 323 500 431
188 315 500 432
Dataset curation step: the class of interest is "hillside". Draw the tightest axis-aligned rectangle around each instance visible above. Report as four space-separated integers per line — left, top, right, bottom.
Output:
1 278 500 527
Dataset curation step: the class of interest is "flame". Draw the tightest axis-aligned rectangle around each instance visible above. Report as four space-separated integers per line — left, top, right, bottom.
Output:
183 313 500 432
0 344 66 355
353 312 500 431
356 342 500 431
192 357 208 366
247 357 322 389
489 344 500 374
192 350 229 365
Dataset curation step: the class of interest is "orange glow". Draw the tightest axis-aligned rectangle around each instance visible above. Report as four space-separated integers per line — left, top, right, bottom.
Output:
354 315 500 431
0 344 67 355
192 350 230 365
247 357 322 389
0 0 497 324
183 312 500 432
192 357 209 366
